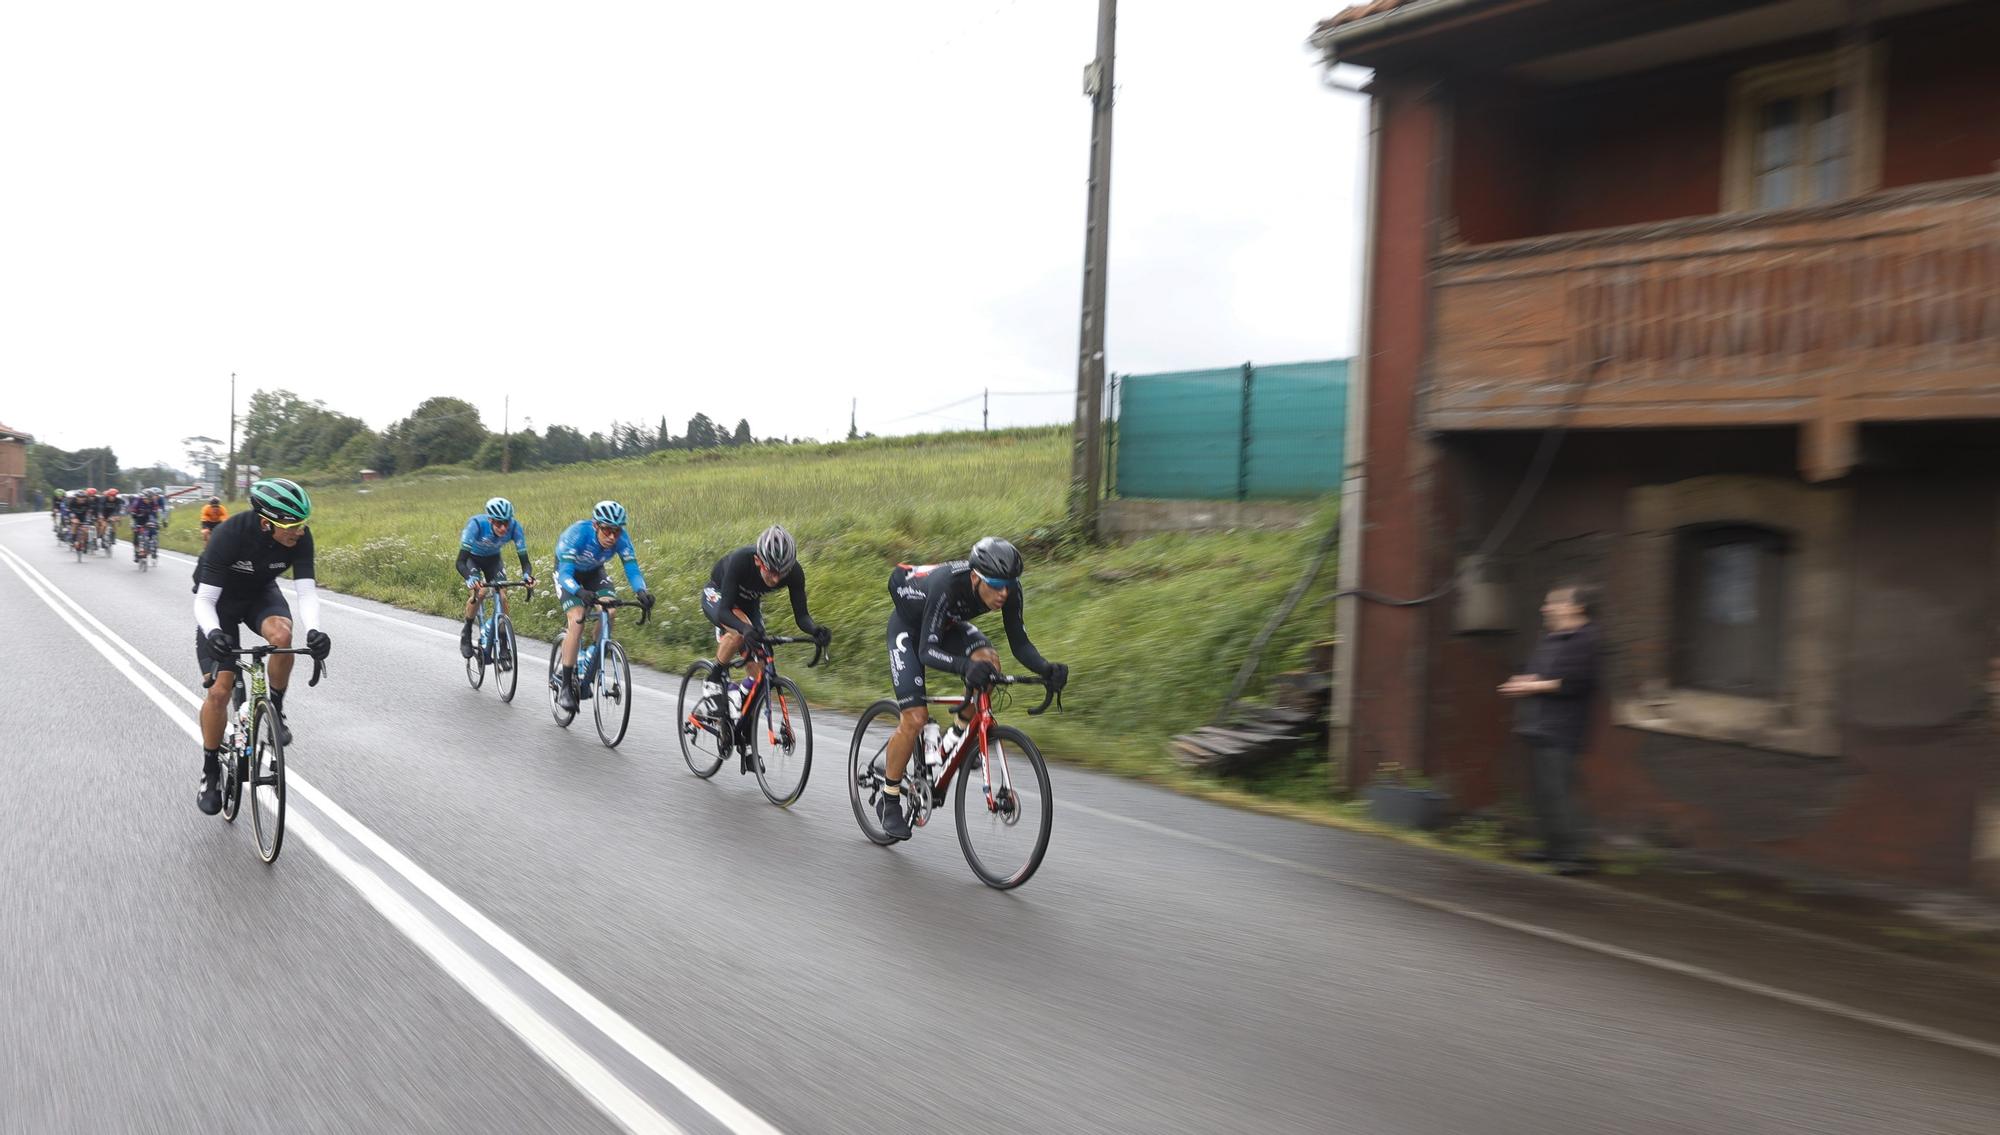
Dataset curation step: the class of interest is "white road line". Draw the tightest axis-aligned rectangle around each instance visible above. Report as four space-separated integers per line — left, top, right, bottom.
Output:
0 544 784 1135
1061 798 2000 1063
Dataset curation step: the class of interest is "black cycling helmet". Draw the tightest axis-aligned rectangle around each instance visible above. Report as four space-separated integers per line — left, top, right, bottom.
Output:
755 525 797 575
968 536 1022 582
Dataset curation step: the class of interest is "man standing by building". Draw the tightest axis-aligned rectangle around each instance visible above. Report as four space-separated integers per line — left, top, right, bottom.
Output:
1500 583 1601 875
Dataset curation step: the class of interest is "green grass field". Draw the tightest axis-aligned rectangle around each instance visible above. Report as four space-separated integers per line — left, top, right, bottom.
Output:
164 427 1338 788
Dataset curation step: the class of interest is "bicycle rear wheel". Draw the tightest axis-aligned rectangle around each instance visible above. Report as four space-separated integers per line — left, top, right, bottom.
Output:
494 617 519 702
593 640 632 748
752 676 812 807
249 700 287 863
847 700 907 846
547 638 575 727
676 661 726 777
954 724 1052 889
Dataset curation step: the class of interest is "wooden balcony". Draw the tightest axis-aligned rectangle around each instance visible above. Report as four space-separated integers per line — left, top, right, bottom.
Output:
1427 174 2000 480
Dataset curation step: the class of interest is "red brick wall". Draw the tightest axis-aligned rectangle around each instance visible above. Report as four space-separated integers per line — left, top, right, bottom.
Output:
1881 5 2000 187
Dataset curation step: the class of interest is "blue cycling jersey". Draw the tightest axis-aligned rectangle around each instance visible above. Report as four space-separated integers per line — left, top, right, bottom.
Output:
554 519 646 594
461 514 529 558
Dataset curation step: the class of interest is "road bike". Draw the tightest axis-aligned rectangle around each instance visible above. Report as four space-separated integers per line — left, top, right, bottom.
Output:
548 594 647 747
676 635 826 807
69 518 90 562
848 675 1060 889
464 579 531 702
204 645 325 863
133 523 159 571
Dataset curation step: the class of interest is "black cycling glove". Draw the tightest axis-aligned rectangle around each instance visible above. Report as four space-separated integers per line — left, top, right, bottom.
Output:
964 659 1001 691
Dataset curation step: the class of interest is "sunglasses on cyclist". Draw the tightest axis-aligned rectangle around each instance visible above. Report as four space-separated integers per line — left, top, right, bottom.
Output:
266 517 307 530
977 575 1016 593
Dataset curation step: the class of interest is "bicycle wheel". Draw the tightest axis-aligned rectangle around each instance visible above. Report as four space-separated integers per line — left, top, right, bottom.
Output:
547 637 575 727
676 661 726 778
593 640 632 748
219 732 245 823
249 699 287 863
847 700 907 846
954 724 1052 890
465 621 487 689
494 617 519 703
752 676 813 807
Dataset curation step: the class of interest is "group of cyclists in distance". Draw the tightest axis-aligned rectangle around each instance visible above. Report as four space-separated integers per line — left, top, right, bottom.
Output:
158 477 1070 838
51 486 231 561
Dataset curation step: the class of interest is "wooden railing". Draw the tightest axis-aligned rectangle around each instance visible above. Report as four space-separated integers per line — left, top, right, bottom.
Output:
1427 175 2000 475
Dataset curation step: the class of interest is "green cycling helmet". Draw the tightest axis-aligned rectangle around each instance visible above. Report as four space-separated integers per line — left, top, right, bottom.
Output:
249 477 313 525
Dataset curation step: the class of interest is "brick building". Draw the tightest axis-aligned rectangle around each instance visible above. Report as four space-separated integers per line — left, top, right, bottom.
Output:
0 422 32 508
1314 0 2000 892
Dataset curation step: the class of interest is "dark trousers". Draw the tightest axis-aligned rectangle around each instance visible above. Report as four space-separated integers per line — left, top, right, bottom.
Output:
1528 741 1588 860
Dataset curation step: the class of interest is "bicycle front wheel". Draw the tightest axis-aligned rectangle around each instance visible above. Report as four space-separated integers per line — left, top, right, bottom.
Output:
494 618 519 703
676 661 726 778
249 700 287 864
547 638 575 727
847 700 906 846
465 626 487 689
752 676 812 807
593 640 632 748
954 724 1052 889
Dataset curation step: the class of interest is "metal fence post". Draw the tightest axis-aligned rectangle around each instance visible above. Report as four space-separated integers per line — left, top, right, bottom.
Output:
1238 362 1254 502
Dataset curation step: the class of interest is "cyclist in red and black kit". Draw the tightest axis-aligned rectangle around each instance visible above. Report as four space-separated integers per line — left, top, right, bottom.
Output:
698 525 832 720
127 489 163 561
874 536 1066 839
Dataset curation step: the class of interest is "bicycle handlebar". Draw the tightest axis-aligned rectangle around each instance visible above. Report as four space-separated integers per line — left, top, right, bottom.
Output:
589 595 651 626
988 674 1062 716
202 646 326 689
756 634 830 669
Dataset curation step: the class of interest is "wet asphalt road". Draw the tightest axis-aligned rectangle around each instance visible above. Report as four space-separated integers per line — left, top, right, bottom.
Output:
3 513 1998 1135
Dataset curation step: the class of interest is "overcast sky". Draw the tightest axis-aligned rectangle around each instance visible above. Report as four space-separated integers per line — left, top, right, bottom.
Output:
2 1 1366 468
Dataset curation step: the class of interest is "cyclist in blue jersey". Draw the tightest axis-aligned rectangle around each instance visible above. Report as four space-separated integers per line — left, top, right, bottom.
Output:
457 496 536 658
551 500 653 712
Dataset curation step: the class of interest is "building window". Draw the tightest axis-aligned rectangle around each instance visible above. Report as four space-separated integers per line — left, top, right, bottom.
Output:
1724 49 1882 213
1673 524 1788 697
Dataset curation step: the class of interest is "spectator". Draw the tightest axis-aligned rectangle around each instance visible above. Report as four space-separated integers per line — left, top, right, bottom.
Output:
1500 582 1601 875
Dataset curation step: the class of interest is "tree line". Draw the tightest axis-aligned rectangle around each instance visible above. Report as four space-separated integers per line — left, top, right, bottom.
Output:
246 391 785 479
25 391 798 504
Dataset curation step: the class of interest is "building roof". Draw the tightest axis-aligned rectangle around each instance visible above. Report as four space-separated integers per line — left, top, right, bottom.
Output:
1315 0 1417 36
0 421 32 444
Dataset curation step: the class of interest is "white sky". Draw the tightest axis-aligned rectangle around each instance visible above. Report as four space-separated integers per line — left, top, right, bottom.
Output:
2 2 1366 469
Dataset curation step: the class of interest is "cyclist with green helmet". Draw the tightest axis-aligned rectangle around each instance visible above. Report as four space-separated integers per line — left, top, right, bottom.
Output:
457 496 535 658
550 500 653 712
190 477 332 815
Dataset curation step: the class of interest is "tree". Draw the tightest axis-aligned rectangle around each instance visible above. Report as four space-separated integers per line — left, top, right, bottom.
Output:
541 424 589 466
35 444 120 490
329 429 378 475
475 429 542 471
384 397 487 471
241 389 368 472
657 416 670 453
125 462 191 489
730 418 753 447
684 413 718 449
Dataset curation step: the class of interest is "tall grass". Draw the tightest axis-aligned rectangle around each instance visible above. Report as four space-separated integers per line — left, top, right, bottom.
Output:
166 428 1338 783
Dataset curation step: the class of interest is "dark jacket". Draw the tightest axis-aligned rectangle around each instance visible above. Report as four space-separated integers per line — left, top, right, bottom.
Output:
1514 621 1599 750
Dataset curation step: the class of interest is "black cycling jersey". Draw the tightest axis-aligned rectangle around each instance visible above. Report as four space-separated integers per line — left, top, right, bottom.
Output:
704 546 820 638
193 510 316 596
887 560 1048 678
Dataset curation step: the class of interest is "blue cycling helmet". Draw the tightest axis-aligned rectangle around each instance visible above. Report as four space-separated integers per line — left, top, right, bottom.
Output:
592 500 628 528
485 497 514 522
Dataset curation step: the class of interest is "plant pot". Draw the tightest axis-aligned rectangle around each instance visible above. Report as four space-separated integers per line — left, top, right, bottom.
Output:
1365 784 1450 830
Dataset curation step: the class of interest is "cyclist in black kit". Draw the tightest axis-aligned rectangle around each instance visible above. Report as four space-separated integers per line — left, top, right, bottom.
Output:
875 536 1067 839
699 525 831 719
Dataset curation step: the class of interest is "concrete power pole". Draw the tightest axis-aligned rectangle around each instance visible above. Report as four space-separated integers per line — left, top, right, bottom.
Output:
224 371 238 501
1069 0 1117 537
502 395 511 474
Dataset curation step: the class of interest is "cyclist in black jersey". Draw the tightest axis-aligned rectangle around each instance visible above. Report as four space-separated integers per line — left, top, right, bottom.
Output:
875 536 1067 839
699 525 831 717
190 478 332 815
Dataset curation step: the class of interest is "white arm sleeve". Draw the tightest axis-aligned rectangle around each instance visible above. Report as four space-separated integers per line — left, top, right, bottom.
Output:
292 577 322 636
193 584 222 636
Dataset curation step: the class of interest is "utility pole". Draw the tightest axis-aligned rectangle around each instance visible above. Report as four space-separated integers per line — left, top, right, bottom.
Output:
502 395 511 474
1069 0 1117 537
983 388 990 433
224 371 238 501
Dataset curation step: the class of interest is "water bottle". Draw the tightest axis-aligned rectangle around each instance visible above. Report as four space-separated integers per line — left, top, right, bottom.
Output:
921 723 943 774
939 723 966 761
